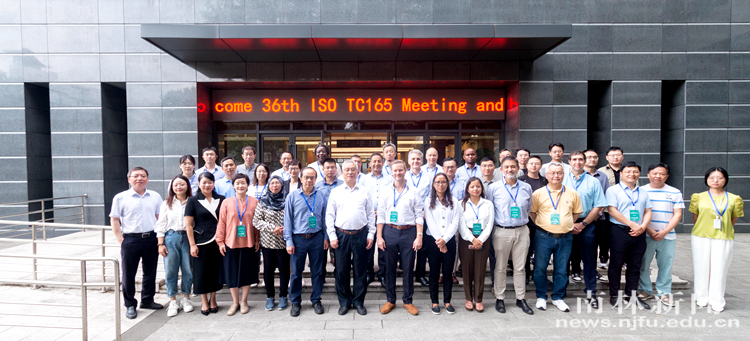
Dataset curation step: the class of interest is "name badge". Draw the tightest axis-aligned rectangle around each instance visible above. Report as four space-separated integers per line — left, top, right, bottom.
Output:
390 211 398 223
510 206 520 219
714 218 722 230
472 223 482 235
308 216 317 229
237 225 246 237
550 213 560 225
629 209 640 222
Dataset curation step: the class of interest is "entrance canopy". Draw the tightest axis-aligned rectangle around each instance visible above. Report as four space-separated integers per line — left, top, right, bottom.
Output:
142 24 571 63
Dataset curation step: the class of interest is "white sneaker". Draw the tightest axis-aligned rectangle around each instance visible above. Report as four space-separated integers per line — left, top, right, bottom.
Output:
181 297 194 313
552 299 570 312
535 298 547 310
598 261 608 269
167 300 179 317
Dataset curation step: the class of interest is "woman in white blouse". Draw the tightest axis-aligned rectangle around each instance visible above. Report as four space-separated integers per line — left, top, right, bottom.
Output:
252 164 270 200
423 173 461 315
155 175 194 317
458 177 495 312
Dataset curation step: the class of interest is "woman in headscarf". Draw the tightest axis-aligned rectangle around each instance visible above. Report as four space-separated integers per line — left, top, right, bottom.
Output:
252 175 291 311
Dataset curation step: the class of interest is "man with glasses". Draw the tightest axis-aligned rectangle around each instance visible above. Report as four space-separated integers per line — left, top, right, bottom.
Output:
271 151 293 181
236 146 257 185
599 146 626 187
307 144 341 183
516 148 530 177
540 143 572 177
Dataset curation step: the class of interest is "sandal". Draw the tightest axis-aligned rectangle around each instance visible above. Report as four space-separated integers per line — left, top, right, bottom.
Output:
465 301 474 311
475 303 484 312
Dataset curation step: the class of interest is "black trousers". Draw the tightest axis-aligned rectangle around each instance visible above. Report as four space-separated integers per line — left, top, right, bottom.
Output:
262 247 290 298
383 225 416 304
121 233 158 308
425 234 456 304
334 227 369 308
415 243 428 279
596 217 610 263
488 235 495 283
525 221 537 279
608 223 647 297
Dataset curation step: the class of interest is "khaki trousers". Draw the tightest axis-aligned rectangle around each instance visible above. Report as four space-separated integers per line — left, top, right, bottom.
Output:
492 225 530 300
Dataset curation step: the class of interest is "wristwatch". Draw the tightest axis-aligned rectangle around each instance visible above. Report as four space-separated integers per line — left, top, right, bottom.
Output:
158 243 165 246
581 221 588 227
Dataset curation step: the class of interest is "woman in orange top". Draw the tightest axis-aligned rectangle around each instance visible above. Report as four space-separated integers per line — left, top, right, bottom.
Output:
216 173 261 316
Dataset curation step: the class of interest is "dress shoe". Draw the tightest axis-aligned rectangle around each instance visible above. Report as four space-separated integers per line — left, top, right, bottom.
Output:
495 299 505 313
516 299 534 315
367 274 376 284
208 306 218 314
418 277 429 287
139 301 163 310
290 303 301 317
380 302 395 314
588 298 599 310
403 303 419 315
126 306 137 319
635 297 651 310
355 305 367 315
338 305 351 315
313 301 325 314
610 296 619 307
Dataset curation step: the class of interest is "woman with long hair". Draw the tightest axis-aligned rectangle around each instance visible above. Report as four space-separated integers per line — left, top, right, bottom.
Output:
689 167 744 312
185 172 225 315
216 173 261 316
155 175 194 317
458 177 494 312
252 163 270 200
179 155 199 194
422 173 461 314
253 175 291 311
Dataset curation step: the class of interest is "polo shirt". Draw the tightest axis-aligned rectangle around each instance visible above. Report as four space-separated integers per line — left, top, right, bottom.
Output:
642 184 684 240
562 171 607 218
531 185 583 234
605 183 652 226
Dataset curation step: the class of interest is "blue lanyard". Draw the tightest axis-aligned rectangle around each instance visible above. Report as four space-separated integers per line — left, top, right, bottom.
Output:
385 164 391 176
546 185 565 211
302 191 317 216
255 183 267 200
410 171 422 188
315 163 325 179
468 201 480 219
708 191 729 218
571 172 586 191
619 183 639 207
449 178 457 192
504 181 519 206
466 165 477 178
234 196 248 223
393 185 407 208
325 181 338 194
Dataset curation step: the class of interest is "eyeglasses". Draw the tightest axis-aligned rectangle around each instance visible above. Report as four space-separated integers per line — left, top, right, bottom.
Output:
434 181 448 185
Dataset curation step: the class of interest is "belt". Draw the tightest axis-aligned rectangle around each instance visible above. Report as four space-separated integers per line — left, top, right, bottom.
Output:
294 231 320 239
495 224 523 229
613 223 631 230
336 226 366 235
385 224 415 230
123 232 154 238
538 229 570 238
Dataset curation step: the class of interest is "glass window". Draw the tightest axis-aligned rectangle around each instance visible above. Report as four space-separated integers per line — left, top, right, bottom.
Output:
394 121 425 130
219 134 258 165
460 132 500 166
292 121 324 130
428 121 459 130
261 136 289 171
396 135 424 162
260 122 291 130
461 121 502 130
294 135 323 167
428 135 456 165
326 121 359 130
216 122 257 131
360 121 392 130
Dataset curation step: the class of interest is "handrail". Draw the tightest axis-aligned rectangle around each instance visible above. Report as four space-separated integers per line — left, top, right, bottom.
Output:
0 194 88 230
0 253 121 341
0 195 88 207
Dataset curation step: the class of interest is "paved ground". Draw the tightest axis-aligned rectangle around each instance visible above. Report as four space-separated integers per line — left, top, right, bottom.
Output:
1 233 749 340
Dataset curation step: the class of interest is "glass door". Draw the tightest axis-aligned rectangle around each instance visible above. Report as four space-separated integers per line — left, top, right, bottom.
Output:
293 134 323 167
394 134 426 161
428 135 459 165
260 135 290 171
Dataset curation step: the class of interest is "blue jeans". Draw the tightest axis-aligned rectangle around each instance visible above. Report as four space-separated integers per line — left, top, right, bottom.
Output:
163 230 192 298
534 229 572 300
638 237 676 295
289 232 325 305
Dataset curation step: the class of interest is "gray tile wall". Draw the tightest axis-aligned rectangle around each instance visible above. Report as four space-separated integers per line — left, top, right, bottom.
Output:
0 0 747 228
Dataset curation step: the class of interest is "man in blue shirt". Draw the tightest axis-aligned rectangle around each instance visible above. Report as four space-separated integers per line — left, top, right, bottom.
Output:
605 161 652 310
284 167 330 317
563 151 607 309
214 157 237 198
196 147 225 180
455 148 479 182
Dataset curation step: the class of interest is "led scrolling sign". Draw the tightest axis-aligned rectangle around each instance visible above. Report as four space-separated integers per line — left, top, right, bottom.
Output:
208 89 514 122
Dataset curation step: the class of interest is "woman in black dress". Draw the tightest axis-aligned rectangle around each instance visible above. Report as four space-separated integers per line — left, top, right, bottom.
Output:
185 172 225 315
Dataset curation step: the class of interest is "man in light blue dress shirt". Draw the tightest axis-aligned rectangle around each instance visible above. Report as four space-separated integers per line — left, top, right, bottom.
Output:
196 147 225 180
214 157 237 198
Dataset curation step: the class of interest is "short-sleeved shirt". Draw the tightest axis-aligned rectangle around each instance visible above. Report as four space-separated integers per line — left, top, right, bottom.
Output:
642 184 685 240
486 177 533 227
197 165 225 180
562 171 607 218
236 163 257 184
689 191 744 240
531 186 583 234
540 162 572 177
605 183 652 226
456 164 480 182
109 189 163 234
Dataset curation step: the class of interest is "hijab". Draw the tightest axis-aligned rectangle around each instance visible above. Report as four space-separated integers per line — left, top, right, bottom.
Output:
260 175 287 211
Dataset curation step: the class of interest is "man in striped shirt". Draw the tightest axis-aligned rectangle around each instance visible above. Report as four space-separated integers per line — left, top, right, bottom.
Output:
637 163 684 307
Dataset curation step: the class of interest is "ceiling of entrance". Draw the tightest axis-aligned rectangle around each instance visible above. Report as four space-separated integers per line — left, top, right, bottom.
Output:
142 24 571 63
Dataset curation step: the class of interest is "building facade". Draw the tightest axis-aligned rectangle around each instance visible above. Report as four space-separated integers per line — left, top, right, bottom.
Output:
0 0 747 231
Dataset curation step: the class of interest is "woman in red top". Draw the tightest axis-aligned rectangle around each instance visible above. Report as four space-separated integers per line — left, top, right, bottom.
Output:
216 173 261 316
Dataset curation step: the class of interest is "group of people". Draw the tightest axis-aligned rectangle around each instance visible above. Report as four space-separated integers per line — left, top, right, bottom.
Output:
109 141 743 320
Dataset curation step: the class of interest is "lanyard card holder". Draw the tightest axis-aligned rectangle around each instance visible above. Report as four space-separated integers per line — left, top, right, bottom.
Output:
237 225 246 237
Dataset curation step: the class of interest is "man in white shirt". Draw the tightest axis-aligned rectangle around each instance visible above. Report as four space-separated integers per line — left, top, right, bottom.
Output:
423 147 443 179
196 147 225 180
382 143 397 177
456 148 479 181
637 163 683 307
215 157 237 198
539 143 572 177
364 153 393 285
109 167 164 319
271 151 293 181
235 146 257 185
377 160 424 316
326 160 376 316
307 144 342 182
